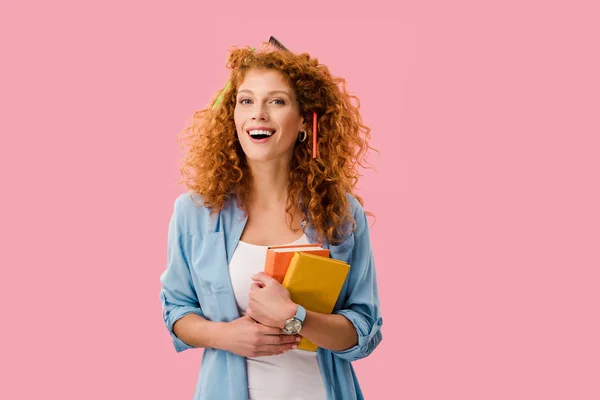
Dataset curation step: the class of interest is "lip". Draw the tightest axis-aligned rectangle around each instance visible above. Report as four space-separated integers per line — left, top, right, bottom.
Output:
246 126 276 134
246 126 276 144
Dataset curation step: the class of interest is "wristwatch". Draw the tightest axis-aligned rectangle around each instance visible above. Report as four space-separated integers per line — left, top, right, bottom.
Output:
281 304 306 334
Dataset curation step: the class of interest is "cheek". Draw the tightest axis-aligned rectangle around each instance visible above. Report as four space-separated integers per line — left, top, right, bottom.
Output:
233 111 242 133
282 120 301 140
280 113 300 132
234 106 250 131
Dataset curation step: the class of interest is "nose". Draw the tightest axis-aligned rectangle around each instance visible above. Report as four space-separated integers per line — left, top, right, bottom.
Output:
251 103 269 121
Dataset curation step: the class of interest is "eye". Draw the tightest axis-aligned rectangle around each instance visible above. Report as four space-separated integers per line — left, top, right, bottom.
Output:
271 99 285 105
238 98 251 105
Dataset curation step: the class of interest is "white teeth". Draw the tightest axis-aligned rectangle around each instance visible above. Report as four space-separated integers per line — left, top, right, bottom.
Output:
248 129 275 137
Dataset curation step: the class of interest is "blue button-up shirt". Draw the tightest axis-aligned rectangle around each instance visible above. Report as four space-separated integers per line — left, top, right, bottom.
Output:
160 192 383 399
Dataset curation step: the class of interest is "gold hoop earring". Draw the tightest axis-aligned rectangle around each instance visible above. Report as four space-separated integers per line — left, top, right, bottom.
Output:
298 130 307 143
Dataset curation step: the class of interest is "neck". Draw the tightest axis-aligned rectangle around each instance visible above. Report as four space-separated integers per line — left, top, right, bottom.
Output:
247 158 291 208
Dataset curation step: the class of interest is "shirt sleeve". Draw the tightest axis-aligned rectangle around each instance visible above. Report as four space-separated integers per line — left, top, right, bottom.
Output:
159 195 205 353
331 205 383 362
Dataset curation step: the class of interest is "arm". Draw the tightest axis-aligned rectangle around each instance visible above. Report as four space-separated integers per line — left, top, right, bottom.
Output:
247 277 359 352
246 207 382 358
160 196 299 356
159 196 205 352
171 313 224 349
329 207 383 362
300 309 358 352
172 313 299 357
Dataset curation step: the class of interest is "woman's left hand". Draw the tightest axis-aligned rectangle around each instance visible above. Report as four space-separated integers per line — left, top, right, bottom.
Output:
246 272 297 329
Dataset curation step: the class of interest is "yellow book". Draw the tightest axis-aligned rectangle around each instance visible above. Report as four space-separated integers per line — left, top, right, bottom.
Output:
282 252 350 351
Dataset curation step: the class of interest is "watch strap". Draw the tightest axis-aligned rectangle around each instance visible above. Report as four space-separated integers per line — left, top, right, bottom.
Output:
294 304 306 323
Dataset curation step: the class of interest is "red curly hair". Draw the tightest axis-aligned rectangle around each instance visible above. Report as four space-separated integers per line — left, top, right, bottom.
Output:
178 42 375 244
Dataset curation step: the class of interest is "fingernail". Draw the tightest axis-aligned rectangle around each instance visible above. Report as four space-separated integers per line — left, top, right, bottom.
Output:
296 337 301 342
292 345 297 349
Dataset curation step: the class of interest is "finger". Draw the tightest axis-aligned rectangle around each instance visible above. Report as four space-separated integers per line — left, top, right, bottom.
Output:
252 280 265 289
253 343 298 357
248 284 262 298
258 324 286 335
252 350 286 357
251 272 277 287
279 335 302 345
241 316 257 325
244 309 258 322
261 334 301 346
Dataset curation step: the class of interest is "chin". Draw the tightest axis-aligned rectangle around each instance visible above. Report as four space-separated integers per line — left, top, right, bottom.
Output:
242 150 276 163
239 142 295 165
245 150 297 166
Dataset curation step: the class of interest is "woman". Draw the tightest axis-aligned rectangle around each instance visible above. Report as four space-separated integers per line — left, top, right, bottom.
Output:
160 42 383 400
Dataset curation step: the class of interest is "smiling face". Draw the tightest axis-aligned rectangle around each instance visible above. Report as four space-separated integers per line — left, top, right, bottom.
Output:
234 68 304 166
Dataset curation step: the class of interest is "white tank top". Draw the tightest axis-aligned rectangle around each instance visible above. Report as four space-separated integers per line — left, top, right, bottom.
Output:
229 234 327 400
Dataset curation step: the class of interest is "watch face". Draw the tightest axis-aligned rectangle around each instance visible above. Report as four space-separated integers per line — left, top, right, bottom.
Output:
285 319 302 333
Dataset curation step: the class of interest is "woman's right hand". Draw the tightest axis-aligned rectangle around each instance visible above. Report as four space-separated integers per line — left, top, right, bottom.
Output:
218 315 300 357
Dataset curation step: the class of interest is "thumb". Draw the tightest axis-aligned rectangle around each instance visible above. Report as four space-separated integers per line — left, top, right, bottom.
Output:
251 272 277 286
241 314 256 322
250 281 263 290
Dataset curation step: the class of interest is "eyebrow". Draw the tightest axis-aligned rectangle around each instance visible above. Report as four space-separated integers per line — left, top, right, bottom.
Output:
237 89 291 97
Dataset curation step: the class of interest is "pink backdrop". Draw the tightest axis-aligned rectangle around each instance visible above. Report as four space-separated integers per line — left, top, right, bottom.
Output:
2 1 599 399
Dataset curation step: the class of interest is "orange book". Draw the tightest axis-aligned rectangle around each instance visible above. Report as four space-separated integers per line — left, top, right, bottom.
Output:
264 243 329 283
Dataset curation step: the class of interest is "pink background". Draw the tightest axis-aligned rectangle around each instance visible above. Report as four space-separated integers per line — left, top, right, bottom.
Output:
2 1 599 399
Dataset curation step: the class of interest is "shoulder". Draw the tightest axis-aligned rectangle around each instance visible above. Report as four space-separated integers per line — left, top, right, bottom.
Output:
337 192 368 242
345 192 364 211
345 192 366 221
172 191 241 234
173 191 208 215
172 192 215 236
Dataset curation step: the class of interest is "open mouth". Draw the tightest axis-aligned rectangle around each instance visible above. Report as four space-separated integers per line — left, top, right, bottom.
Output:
247 129 276 140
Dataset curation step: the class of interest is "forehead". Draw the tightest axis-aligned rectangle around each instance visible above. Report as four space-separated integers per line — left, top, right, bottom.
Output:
238 68 293 93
